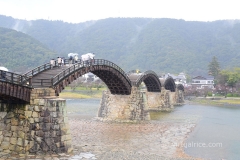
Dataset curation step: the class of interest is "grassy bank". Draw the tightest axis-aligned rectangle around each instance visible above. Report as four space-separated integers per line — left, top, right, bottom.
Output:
189 97 240 106
59 86 106 99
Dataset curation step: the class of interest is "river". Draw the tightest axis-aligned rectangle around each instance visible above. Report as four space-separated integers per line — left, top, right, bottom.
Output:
66 98 240 160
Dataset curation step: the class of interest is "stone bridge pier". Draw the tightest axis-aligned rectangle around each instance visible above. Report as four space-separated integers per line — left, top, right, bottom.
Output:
98 87 150 122
98 87 185 121
146 88 173 111
146 88 185 111
0 88 72 155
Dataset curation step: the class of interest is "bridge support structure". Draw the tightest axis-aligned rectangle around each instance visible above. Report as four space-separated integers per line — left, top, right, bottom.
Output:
146 88 173 111
98 87 185 121
98 87 150 122
174 88 185 106
0 88 72 156
146 87 185 111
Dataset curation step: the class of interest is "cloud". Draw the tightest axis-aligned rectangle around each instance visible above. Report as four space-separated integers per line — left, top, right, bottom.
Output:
0 0 240 23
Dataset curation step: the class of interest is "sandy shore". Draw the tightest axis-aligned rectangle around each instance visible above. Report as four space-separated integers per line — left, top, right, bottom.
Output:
68 115 200 160
0 115 200 160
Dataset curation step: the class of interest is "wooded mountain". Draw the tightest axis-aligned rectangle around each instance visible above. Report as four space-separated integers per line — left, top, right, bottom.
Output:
0 27 56 72
1 15 240 75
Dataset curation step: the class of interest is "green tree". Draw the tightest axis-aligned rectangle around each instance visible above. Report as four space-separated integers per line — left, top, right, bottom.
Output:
218 68 240 96
208 56 220 79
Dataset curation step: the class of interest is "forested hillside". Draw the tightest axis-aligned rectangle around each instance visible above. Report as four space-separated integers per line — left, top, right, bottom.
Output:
0 27 56 72
1 15 240 75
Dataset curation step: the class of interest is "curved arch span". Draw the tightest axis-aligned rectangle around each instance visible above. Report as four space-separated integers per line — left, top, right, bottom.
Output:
133 70 161 92
163 77 176 92
52 59 132 95
176 84 184 91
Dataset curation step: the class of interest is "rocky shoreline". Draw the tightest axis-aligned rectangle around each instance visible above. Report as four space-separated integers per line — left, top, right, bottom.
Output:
0 115 200 160
67 115 200 160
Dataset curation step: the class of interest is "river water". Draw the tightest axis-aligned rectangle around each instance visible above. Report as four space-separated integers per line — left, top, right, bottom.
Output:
66 99 240 160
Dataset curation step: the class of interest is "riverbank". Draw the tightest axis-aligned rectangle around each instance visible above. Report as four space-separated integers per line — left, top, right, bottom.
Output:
59 87 105 99
68 116 200 160
187 96 240 106
65 98 201 160
59 94 202 159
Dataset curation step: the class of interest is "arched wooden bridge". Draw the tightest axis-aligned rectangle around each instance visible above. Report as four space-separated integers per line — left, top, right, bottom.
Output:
0 59 183 103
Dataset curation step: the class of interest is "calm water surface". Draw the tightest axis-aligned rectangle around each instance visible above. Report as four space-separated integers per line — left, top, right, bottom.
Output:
66 99 240 160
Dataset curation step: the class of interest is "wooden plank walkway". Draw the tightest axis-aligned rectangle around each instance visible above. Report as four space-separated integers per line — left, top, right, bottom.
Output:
31 66 69 88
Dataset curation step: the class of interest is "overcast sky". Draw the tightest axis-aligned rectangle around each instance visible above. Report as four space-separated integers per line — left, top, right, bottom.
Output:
0 0 239 23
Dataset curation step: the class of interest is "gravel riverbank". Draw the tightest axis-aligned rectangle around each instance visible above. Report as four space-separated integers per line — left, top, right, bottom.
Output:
67 115 201 160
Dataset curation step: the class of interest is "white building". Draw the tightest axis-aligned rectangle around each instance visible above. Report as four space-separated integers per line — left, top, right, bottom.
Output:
81 73 100 83
191 76 214 89
163 72 187 85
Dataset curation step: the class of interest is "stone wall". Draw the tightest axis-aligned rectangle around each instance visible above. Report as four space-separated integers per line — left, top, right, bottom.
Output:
175 89 185 105
146 88 174 111
0 89 72 156
30 88 56 105
98 87 150 122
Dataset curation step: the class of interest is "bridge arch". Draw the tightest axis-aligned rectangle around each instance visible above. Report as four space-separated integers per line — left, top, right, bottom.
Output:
176 83 184 91
52 59 132 95
161 77 176 92
131 70 161 92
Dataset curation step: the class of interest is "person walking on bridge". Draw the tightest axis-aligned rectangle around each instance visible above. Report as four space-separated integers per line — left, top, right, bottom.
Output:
50 59 55 69
57 57 62 67
61 57 65 66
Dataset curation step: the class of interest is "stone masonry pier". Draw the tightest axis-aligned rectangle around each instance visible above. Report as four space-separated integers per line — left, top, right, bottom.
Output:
146 88 173 111
98 87 185 121
0 88 72 156
146 88 185 111
98 87 150 122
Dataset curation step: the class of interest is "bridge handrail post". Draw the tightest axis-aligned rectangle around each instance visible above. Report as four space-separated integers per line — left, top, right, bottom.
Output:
11 73 13 83
51 78 53 86
29 77 32 87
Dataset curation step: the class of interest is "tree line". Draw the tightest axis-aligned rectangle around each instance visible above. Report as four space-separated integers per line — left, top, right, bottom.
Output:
208 56 240 97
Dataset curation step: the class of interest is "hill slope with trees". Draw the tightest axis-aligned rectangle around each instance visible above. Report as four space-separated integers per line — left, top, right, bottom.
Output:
1 15 240 74
0 27 57 72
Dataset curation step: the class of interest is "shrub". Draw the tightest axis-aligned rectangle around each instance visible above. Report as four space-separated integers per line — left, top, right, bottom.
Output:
207 92 212 97
233 93 240 97
226 93 233 97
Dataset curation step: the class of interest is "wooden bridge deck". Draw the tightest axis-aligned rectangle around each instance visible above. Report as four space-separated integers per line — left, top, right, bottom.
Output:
31 66 69 88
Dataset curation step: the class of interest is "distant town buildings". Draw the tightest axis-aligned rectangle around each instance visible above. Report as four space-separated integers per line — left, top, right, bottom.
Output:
162 72 187 85
191 75 214 89
81 73 100 83
161 72 215 90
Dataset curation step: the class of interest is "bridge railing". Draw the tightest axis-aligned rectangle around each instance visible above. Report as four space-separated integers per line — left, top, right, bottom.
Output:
24 60 58 77
23 59 82 78
52 59 131 86
0 70 32 87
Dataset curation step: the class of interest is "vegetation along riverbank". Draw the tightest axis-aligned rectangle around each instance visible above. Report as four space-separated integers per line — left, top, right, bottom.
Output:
187 97 240 106
59 86 106 99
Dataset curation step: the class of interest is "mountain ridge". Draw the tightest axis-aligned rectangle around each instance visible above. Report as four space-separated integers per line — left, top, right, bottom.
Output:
1 15 240 75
